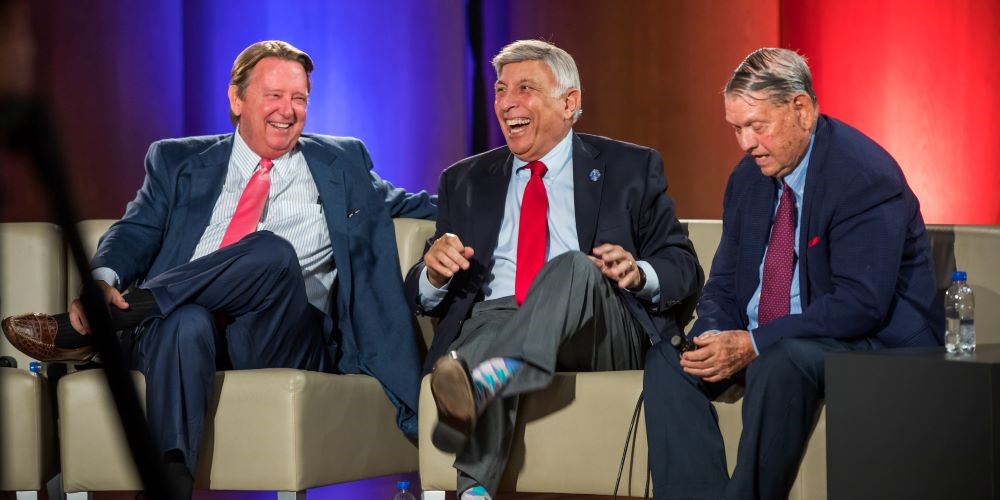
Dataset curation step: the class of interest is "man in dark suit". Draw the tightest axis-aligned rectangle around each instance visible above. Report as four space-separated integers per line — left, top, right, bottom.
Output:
644 48 944 500
404 39 702 500
2 40 434 498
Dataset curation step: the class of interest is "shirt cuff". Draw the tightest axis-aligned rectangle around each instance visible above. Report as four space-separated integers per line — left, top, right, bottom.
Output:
748 329 760 355
629 260 660 303
418 266 450 310
91 267 120 289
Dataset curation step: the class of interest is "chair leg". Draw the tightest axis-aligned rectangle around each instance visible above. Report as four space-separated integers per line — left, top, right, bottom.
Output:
15 492 38 500
65 492 93 500
422 491 446 500
276 491 305 500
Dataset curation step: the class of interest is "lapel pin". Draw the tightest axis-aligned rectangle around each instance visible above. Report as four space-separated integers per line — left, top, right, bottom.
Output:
589 169 601 182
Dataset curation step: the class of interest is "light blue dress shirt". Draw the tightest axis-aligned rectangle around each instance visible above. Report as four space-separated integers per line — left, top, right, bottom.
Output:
419 130 660 308
744 133 815 352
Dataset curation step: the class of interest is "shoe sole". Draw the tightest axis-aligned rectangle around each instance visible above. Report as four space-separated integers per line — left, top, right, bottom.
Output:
429 354 476 452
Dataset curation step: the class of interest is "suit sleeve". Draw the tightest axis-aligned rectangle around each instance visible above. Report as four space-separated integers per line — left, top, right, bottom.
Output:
637 149 703 313
90 141 172 288
688 171 749 337
403 167 454 316
753 166 909 350
357 141 438 220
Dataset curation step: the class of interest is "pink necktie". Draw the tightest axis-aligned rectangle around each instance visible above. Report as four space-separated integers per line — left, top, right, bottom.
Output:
514 161 548 305
219 158 273 249
758 181 796 325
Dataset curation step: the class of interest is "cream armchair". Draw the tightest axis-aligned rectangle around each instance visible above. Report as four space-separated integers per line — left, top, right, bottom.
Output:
57 218 436 499
0 223 63 498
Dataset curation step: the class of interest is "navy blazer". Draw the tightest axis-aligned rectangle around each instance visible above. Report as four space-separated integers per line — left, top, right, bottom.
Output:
90 133 436 436
691 116 943 350
405 133 704 373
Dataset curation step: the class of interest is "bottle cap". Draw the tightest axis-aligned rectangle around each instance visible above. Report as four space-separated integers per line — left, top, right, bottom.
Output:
397 480 410 490
29 361 42 375
952 271 967 282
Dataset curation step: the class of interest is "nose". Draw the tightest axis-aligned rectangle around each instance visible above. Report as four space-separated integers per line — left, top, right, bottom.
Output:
736 129 757 153
276 96 294 117
496 93 516 113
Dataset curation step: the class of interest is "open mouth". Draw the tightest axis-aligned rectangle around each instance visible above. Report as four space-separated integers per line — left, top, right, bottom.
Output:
506 118 530 134
268 121 292 130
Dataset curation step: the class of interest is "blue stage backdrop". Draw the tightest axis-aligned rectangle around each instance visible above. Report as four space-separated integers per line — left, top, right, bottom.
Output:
31 0 518 222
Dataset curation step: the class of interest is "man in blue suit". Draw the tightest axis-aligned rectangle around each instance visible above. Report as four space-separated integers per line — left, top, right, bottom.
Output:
2 40 434 497
644 48 943 500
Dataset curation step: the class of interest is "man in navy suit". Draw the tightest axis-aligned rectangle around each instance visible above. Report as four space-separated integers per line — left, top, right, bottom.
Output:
644 48 943 500
2 40 434 498
404 40 702 499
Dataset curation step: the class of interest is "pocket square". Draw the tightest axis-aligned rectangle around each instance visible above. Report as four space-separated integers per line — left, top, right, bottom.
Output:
808 235 821 248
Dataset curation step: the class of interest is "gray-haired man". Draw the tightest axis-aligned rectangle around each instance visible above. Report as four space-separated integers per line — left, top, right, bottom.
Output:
404 39 702 499
643 48 942 500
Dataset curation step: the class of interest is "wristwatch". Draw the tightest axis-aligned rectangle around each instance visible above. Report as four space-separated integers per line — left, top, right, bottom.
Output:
627 263 647 292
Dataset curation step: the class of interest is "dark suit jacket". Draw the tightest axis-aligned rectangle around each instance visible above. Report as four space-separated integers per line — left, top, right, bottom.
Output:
90 133 436 436
691 115 943 350
405 133 703 373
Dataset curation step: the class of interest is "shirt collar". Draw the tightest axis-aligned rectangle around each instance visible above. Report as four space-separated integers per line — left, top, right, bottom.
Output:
781 132 815 201
231 127 297 176
512 129 574 177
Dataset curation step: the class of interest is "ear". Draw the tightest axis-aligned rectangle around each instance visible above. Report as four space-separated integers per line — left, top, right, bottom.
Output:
564 88 581 120
791 93 816 129
228 85 243 119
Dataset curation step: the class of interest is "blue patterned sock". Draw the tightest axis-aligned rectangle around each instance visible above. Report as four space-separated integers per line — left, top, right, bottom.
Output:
461 485 492 500
470 357 523 411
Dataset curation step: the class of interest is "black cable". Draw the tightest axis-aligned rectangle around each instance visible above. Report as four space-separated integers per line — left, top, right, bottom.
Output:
2 97 173 498
612 391 645 500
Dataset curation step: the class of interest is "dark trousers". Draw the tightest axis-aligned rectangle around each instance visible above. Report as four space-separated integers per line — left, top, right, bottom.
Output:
450 251 648 495
126 231 333 472
643 336 880 500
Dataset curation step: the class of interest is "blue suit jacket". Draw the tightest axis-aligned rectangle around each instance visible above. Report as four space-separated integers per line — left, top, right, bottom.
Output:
90 133 436 436
691 116 943 350
405 133 704 373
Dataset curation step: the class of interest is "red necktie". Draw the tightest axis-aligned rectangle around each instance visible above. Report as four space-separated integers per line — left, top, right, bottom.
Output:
219 158 273 249
514 161 548 305
758 180 796 325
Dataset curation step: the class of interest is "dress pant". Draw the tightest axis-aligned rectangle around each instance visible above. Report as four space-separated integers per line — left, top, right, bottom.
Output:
125 231 333 472
449 251 648 496
643 336 880 500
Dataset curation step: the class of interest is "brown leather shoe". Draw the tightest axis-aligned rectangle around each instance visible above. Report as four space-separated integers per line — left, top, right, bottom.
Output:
2 313 96 363
429 351 476 453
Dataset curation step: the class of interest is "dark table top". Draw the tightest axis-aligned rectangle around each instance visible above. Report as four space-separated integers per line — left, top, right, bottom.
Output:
827 342 1000 364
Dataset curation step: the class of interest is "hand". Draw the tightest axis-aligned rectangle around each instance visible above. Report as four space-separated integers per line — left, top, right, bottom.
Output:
680 330 756 382
68 280 129 334
588 243 643 290
424 233 475 288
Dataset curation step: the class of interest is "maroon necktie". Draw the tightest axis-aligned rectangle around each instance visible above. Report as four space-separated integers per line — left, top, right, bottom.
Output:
758 181 796 325
219 158 273 249
514 161 548 305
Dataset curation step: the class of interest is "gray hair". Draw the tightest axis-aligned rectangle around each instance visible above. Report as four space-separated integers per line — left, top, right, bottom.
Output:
492 39 583 123
725 48 817 106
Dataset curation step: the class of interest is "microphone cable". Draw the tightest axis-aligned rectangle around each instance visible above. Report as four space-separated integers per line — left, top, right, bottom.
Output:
612 391 650 500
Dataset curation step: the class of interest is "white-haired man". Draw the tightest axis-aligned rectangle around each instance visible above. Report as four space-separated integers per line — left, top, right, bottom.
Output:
405 39 702 499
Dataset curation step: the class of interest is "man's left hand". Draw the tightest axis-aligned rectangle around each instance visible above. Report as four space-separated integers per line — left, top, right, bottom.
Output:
680 330 756 382
589 243 643 289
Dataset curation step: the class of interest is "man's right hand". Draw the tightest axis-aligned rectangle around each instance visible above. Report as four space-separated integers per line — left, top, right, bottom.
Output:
68 280 130 334
424 233 474 288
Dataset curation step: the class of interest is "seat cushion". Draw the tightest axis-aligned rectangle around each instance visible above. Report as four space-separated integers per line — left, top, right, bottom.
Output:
0 367 56 491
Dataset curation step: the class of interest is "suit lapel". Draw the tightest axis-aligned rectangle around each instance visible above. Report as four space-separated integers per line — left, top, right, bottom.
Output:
798 115 831 307
174 135 232 262
471 154 514 266
571 135 605 252
300 138 350 275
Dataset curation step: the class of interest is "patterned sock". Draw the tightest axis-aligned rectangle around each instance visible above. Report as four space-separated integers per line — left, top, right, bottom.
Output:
461 485 492 500
469 356 524 411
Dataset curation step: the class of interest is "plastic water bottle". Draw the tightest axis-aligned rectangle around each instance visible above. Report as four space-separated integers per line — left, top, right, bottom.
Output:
944 271 975 354
392 480 416 500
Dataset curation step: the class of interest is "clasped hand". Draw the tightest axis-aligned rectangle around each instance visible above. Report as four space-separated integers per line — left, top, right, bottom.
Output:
680 330 757 382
